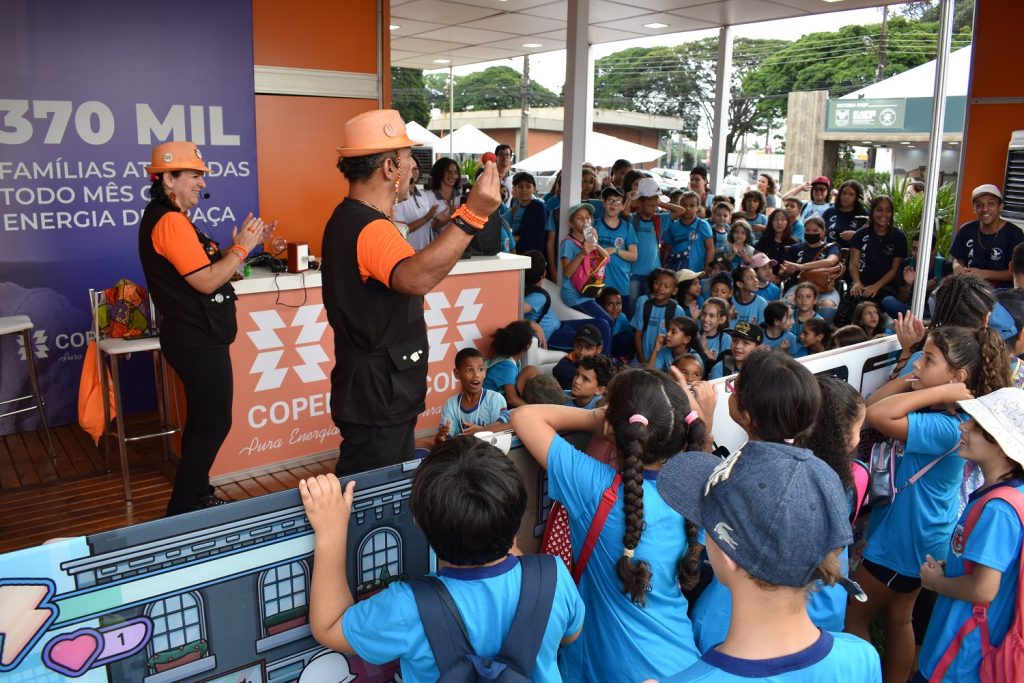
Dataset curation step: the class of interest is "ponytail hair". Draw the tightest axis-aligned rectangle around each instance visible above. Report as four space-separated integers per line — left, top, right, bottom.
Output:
603 368 706 605
929 273 996 331
929 325 1012 397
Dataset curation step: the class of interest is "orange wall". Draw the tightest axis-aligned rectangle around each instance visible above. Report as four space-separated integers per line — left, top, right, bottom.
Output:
957 0 1022 222
251 0 386 254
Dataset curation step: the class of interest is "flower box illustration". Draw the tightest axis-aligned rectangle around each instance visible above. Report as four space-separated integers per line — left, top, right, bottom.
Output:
264 604 309 635
148 639 207 673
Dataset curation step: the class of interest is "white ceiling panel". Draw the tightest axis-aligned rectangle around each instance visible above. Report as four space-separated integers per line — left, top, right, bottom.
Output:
391 0 896 68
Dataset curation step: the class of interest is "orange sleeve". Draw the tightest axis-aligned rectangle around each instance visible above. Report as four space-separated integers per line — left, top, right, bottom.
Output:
356 219 416 286
151 212 211 276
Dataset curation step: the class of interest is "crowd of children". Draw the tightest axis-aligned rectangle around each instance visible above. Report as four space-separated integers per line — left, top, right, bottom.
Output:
294 167 1024 682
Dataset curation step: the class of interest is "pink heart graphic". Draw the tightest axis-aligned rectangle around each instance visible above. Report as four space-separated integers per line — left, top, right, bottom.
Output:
44 630 102 676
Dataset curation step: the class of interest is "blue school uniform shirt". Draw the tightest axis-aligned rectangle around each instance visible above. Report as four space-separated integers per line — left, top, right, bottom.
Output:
703 331 732 365
652 347 697 373
731 293 768 326
864 410 967 577
341 554 584 683
595 216 638 296
546 435 701 683
662 630 881 682
917 480 1024 682
758 281 781 302
524 290 560 341
610 313 631 337
630 211 669 278
483 356 519 392
763 329 798 355
439 389 509 436
712 225 729 255
791 313 824 358
691 550 851 654
663 217 713 271
564 390 601 409
791 218 805 242
559 238 594 308
802 201 832 220
630 295 679 360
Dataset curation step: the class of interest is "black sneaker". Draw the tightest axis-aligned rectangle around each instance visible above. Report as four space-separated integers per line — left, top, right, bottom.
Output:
194 494 231 510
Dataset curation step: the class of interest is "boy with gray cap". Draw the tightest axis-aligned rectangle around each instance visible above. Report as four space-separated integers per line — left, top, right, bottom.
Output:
654 441 881 681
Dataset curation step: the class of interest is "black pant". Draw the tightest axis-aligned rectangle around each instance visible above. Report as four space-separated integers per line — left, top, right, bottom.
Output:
161 339 232 515
334 418 415 477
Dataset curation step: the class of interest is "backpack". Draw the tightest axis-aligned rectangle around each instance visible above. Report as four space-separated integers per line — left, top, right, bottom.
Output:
642 299 678 339
867 419 964 508
850 459 869 525
409 554 558 682
524 285 551 321
930 486 1024 682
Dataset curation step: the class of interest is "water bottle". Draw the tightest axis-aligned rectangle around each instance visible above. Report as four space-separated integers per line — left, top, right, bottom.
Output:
584 226 597 245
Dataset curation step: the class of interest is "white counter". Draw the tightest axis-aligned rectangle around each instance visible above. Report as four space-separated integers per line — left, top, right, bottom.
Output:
231 252 531 295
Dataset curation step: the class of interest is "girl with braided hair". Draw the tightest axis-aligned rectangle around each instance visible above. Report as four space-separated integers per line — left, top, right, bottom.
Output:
511 367 714 683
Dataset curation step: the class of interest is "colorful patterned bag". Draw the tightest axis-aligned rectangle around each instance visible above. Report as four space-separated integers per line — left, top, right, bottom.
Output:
98 279 151 338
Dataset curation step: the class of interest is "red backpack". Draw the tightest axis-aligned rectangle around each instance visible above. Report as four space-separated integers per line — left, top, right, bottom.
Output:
931 487 1024 682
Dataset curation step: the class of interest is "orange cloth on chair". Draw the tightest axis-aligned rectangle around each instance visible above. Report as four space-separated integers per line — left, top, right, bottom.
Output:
78 341 114 444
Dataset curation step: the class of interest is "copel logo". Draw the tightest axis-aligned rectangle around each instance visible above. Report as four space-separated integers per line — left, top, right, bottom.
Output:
247 305 329 391
15 329 48 360
424 288 483 363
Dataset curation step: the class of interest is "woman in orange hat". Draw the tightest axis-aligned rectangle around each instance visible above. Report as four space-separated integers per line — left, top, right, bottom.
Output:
139 140 275 515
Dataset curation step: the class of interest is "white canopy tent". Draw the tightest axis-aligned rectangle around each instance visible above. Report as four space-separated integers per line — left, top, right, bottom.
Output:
841 45 971 99
405 120 444 147
512 131 665 172
437 123 501 156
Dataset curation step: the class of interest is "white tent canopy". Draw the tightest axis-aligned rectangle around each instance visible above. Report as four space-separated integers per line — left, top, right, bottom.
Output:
405 120 444 147
513 131 665 172
437 123 501 155
841 46 971 99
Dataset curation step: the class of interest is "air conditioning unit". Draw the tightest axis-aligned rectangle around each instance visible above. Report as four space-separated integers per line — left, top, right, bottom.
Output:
1003 130 1024 221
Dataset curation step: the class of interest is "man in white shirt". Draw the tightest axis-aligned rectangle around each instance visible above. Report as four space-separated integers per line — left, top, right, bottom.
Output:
392 160 439 250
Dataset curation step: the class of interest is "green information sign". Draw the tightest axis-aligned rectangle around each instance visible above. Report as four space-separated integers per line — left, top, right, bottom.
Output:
828 99 906 131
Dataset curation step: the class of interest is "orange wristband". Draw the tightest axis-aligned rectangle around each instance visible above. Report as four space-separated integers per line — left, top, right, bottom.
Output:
453 204 486 229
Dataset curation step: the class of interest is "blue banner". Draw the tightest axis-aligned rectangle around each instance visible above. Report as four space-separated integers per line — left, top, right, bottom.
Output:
0 0 259 433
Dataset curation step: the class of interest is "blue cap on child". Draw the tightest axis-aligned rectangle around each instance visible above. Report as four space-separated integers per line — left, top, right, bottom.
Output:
657 441 852 588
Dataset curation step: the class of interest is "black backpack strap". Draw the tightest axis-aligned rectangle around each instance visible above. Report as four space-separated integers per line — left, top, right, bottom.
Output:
642 299 676 335
525 285 551 320
410 576 474 676
642 298 655 335
495 554 558 678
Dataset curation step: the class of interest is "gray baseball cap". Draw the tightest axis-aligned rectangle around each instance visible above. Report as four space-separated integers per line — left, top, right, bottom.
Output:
657 440 852 588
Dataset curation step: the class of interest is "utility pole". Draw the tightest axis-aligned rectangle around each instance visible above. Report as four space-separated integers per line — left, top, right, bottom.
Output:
519 54 530 162
876 5 889 82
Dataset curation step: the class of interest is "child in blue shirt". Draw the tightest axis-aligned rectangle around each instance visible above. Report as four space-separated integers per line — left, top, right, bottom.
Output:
710 201 732 257
595 186 638 312
730 265 768 326
661 190 713 273
630 268 679 366
657 351 880 683
484 320 537 408
698 297 732 372
566 354 613 409
791 282 824 357
511 367 708 683
436 348 509 443
628 177 685 306
598 287 634 361
299 437 585 683
916 387 1024 683
762 300 798 355
648 316 699 373
845 326 1012 683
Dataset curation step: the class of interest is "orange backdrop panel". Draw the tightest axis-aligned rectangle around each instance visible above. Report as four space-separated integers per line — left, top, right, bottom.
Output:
965 0 1018 99
957 103 1024 222
252 0 378 73
255 95 376 254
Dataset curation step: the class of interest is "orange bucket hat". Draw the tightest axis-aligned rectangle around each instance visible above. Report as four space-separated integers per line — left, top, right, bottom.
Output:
335 109 421 158
146 141 211 175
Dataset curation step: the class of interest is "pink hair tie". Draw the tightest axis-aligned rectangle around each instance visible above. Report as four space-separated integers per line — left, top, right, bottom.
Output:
628 414 648 426
684 410 699 425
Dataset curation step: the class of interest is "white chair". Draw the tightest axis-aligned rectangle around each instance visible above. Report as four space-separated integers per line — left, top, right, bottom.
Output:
527 279 591 375
89 288 178 503
0 315 58 465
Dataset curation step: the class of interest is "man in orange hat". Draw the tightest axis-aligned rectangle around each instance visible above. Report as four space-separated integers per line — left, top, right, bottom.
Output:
323 109 501 476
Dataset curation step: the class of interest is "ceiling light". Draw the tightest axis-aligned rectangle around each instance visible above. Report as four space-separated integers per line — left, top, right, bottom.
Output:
643 22 670 29
389 24 400 30
861 141 872 145
900 141 912 145
433 59 451 64
523 42 542 48
823 0 847 3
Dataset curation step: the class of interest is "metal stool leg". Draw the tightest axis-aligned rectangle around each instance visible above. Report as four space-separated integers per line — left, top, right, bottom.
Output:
153 351 174 462
108 354 133 503
98 347 113 472
21 329 58 467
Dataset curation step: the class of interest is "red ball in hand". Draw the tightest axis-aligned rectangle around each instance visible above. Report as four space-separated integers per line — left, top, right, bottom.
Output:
481 152 497 164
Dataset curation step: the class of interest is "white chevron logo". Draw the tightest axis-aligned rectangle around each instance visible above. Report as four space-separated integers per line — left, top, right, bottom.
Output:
247 305 329 391
424 288 483 362
15 329 48 360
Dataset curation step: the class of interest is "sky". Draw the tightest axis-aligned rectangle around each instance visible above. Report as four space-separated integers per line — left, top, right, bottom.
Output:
425 6 890 92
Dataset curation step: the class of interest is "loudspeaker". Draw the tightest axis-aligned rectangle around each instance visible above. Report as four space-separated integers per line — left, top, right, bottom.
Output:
287 241 309 272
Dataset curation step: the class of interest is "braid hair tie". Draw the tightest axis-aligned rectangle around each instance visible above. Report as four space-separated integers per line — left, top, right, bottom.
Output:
684 410 698 425
622 547 635 559
628 414 648 426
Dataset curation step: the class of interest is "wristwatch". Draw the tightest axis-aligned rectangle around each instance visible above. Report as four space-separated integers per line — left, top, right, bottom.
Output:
452 214 480 236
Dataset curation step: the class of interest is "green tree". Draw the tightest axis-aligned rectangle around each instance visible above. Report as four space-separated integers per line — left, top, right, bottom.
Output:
900 0 976 34
453 66 560 111
390 67 429 125
742 16 973 122
425 73 451 113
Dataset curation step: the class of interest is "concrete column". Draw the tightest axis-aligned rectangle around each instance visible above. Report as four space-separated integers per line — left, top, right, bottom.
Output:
782 90 830 194
709 26 733 192
558 0 591 279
